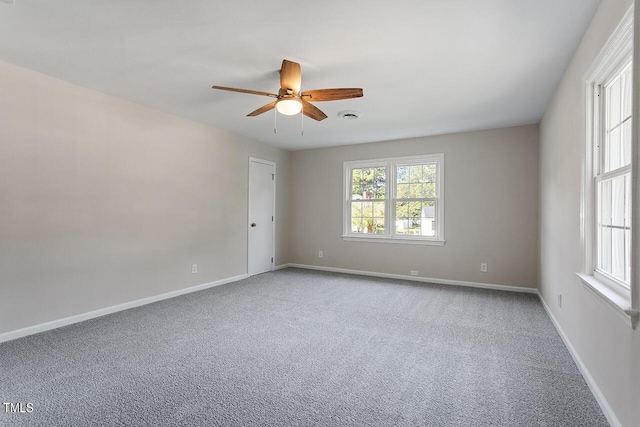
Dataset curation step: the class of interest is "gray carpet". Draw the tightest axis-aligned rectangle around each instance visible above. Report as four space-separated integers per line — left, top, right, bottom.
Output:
1 268 607 426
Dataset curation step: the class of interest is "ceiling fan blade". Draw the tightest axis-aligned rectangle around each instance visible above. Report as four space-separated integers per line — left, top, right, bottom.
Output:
301 88 363 102
301 100 327 121
247 101 277 117
280 60 301 94
212 85 278 98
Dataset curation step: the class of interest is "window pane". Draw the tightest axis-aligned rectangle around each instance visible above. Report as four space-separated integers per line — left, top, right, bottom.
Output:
363 218 375 233
351 182 361 200
611 175 625 227
421 201 436 236
409 165 422 183
625 175 631 283
607 126 622 172
599 224 612 272
625 229 631 282
622 66 633 119
423 164 436 182
601 136 608 175
362 201 373 218
622 120 632 167
424 182 436 198
608 77 621 128
408 201 422 218
373 201 385 218
351 169 362 199
351 217 364 233
396 201 408 219
397 166 409 183
625 174 631 227
408 218 421 235
612 228 625 281
599 180 612 226
351 202 363 219
374 167 386 198
373 218 385 234
395 201 409 234
351 167 386 200
409 184 423 198
396 183 409 198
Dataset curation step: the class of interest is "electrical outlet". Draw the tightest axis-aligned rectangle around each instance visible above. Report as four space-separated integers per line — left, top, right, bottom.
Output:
410 270 419 276
318 251 323 258
480 263 488 272
191 264 197 274
558 294 563 308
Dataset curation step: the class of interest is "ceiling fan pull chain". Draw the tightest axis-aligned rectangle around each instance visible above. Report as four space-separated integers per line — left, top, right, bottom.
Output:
274 107 277 134
301 108 304 136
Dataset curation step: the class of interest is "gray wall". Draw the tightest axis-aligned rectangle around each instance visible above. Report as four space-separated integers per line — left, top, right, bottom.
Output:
0 61 290 334
539 0 640 425
289 125 539 289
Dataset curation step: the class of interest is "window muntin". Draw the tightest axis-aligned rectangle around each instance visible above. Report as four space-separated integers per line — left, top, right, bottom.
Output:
594 60 633 289
344 154 444 243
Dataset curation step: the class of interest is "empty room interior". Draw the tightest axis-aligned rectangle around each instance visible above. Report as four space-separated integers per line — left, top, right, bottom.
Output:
1 0 639 426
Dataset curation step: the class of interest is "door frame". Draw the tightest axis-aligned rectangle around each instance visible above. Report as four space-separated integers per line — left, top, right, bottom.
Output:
247 157 276 276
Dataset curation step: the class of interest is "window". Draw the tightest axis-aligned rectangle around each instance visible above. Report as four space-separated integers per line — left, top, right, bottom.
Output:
580 7 638 324
595 62 633 288
343 154 444 245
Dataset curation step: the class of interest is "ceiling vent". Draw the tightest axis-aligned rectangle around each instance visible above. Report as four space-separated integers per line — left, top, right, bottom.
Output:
338 111 360 120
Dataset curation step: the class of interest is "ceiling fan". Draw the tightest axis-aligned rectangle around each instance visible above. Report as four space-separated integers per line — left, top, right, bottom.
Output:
212 59 363 121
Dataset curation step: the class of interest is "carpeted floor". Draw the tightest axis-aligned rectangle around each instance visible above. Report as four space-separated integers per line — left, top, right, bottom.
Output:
0 268 607 426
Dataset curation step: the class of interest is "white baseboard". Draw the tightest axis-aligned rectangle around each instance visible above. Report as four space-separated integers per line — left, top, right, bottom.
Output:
283 263 537 294
538 293 621 427
0 274 248 344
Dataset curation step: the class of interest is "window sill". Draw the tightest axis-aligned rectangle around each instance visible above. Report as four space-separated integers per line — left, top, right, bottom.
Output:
576 273 638 327
342 235 445 246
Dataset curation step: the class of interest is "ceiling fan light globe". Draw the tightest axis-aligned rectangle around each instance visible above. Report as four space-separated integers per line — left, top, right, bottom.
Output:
276 99 302 116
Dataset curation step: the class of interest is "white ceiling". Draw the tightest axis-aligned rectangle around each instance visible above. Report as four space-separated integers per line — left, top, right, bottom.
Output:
0 0 601 150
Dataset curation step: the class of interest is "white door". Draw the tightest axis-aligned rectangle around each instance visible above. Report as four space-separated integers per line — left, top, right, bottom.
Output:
248 158 275 276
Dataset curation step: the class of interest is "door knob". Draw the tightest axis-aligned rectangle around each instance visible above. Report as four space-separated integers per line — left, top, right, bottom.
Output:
251 223 257 227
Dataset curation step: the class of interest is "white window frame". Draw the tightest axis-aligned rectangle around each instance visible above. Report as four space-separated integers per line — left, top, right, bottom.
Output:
342 153 445 246
579 6 638 326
